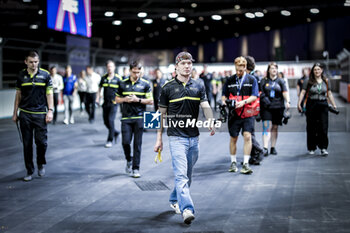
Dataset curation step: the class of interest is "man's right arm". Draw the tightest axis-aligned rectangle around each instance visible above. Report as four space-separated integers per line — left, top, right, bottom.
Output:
154 107 167 152
12 90 21 122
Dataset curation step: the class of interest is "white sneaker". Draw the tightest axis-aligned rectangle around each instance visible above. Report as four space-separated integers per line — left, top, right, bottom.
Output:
132 170 141 178
182 209 195 224
38 165 45 177
125 161 132 174
308 150 315 155
105 141 113 148
63 119 69 125
321 149 328 156
170 203 181 214
70 118 74 124
23 174 32 182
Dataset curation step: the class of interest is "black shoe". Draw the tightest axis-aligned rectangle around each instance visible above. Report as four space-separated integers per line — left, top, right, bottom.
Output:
270 147 277 155
263 148 269 157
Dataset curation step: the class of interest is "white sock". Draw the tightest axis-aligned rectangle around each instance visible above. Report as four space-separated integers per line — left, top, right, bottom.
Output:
243 155 250 164
230 155 237 163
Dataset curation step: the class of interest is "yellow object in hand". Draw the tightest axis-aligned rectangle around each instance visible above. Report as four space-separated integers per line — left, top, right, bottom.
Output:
155 149 162 163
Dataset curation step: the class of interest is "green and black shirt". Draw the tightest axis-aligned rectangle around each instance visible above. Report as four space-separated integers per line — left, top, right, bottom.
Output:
159 76 207 137
117 77 153 120
99 73 123 105
16 68 53 114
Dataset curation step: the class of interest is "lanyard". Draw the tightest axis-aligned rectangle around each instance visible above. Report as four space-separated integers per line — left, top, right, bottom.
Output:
236 74 247 95
269 79 276 89
317 83 322 94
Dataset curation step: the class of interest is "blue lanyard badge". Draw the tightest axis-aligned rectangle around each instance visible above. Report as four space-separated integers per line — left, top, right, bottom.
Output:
236 74 246 96
269 80 276 98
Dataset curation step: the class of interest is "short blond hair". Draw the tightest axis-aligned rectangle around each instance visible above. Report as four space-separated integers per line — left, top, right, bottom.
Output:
234 56 247 66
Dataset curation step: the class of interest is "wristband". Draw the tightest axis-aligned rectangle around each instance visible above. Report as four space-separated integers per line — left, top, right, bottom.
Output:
139 98 142 103
48 108 54 112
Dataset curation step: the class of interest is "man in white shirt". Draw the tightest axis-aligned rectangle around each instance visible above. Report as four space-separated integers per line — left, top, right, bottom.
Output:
85 66 101 123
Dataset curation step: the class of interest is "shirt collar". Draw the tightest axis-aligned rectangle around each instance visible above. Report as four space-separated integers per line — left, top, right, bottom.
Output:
175 76 193 86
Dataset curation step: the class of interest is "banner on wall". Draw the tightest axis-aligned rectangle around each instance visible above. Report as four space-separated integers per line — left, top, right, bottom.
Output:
47 0 92 38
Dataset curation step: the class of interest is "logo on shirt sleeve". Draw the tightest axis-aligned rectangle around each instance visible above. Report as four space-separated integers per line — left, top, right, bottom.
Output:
144 111 161 129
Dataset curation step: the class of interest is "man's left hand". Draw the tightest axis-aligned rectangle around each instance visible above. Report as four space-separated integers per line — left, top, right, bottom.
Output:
235 101 245 109
46 111 53 123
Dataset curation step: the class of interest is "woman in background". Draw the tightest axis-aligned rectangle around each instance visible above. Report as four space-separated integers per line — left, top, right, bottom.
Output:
297 63 337 156
260 63 290 156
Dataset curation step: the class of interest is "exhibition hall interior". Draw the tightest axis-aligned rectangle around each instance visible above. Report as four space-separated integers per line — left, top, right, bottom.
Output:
0 0 350 232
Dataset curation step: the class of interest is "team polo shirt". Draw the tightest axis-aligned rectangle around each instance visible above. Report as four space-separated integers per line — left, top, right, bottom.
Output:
260 77 287 108
222 73 259 99
99 73 122 104
16 68 53 114
117 77 153 120
63 75 77 95
159 76 207 138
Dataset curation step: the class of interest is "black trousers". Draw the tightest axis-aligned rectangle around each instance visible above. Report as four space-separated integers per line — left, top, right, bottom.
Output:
85 92 96 121
19 111 47 175
78 91 86 112
306 100 329 150
154 99 159 111
102 104 119 142
121 119 144 170
53 93 59 122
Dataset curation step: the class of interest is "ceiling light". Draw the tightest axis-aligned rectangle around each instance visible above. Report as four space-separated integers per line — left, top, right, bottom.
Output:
112 20 122 25
104 11 114 17
306 18 312 22
265 26 271 31
148 33 154 38
345 2 350 6
191 3 197 8
176 17 186 22
173 25 179 30
235 17 240 22
143 19 153 24
198 16 204 21
224 20 229 24
281 10 291 16
263 9 268 14
137 12 147 18
234 5 240 10
115 36 120 40
255 12 264 17
204 25 209 30
169 13 178 18
189 20 195 24
154 31 159 36
29 24 38 29
180 8 185 13
196 28 201 32
192 41 197 46
211 15 222 20
136 27 141 32
310 8 319 14
166 27 172 32
234 32 239 37
38 10 43 15
245 12 255 19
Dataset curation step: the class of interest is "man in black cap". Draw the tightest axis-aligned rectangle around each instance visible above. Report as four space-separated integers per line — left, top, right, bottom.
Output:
154 51 216 224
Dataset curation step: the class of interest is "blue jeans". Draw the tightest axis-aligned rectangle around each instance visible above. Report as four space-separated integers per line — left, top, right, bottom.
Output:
168 136 199 213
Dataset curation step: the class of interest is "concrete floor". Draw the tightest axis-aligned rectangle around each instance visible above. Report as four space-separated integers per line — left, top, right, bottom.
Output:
0 89 350 233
